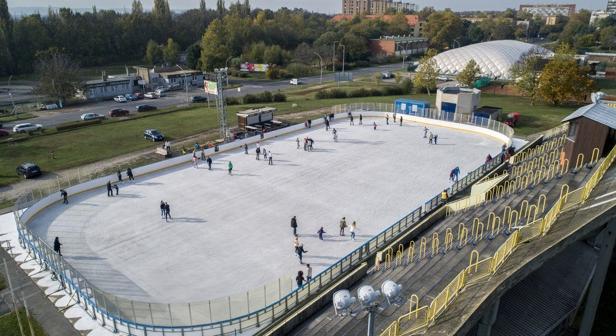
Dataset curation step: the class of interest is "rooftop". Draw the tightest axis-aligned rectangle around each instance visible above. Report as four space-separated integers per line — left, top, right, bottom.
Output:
562 102 616 129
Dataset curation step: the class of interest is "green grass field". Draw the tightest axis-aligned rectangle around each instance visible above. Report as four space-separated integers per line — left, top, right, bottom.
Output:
0 310 46 336
0 113 37 123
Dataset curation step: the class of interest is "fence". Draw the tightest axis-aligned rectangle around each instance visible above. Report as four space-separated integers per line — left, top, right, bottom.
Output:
12 104 514 335
379 143 616 336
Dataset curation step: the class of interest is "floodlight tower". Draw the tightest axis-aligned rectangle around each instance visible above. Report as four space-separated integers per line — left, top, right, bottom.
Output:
214 68 229 141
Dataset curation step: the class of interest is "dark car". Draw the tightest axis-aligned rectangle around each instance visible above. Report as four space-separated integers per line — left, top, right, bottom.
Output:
0 129 9 137
191 95 208 103
133 92 145 100
144 129 165 142
137 104 157 112
109 108 130 117
16 163 42 179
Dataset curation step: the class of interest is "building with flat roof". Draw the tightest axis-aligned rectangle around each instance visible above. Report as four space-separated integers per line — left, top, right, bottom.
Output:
134 66 204 88
436 87 481 115
519 4 576 17
369 36 428 57
79 74 138 101
608 0 616 14
342 0 416 16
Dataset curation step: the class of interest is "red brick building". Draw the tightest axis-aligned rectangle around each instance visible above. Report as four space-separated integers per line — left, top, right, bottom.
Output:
369 35 428 57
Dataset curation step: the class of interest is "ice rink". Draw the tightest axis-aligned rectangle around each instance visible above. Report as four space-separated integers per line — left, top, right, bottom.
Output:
28 117 503 303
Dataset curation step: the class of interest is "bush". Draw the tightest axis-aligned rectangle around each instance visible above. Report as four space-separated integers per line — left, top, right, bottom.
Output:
382 86 404 96
273 92 287 102
258 91 273 103
286 62 312 77
226 97 240 105
56 119 102 131
330 89 348 99
400 78 413 94
369 89 383 96
348 88 370 98
243 94 260 104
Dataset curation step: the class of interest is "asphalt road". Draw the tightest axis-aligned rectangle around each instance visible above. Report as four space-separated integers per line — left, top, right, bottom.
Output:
2 63 406 129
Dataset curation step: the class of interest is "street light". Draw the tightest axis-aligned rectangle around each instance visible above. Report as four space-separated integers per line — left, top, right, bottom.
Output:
332 41 339 73
175 64 190 104
224 56 233 86
339 44 346 74
7 75 16 116
313 52 323 84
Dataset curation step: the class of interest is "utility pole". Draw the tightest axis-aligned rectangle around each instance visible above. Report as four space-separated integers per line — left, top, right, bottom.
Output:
340 44 346 74
314 52 323 84
332 41 339 73
175 64 190 104
7 75 16 116
224 56 233 86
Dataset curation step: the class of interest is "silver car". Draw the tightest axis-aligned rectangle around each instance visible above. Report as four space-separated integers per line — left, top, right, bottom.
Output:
13 123 43 133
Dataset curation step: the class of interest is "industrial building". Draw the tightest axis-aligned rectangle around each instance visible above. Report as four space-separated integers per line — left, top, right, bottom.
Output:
519 3 576 17
341 0 416 16
369 36 428 57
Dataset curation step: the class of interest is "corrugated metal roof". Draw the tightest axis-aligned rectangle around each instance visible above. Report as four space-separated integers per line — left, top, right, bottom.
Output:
562 102 616 129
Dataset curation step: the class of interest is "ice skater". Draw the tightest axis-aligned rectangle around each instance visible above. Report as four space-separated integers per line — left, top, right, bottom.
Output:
349 114 354 126
339 217 347 236
113 184 119 196
296 243 308 264
60 189 68 204
386 115 389 125
160 200 166 218
206 156 213 170
291 216 298 235
201 149 206 160
393 112 397 123
325 118 330 131
244 143 248 154
434 134 438 144
399 116 403 126
373 121 377 130
268 154 273 165
429 132 434 144
164 202 172 221
359 114 363 125
350 221 357 241
303 138 308 151
228 161 233 175
332 128 338 142
424 126 429 138
317 226 326 240
296 271 305 287
106 181 113 197
53 237 62 256
192 154 199 168
263 148 268 160
306 264 313 281
127 167 134 181
117 170 123 182
256 147 261 160
296 137 300 149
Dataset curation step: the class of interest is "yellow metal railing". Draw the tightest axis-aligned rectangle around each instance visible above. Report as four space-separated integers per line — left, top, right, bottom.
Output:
378 143 616 336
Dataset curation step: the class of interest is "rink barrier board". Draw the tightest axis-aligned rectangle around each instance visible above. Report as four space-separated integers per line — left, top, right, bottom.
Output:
14 104 515 335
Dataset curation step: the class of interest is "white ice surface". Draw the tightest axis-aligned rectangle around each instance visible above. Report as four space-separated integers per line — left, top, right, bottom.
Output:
27 117 502 303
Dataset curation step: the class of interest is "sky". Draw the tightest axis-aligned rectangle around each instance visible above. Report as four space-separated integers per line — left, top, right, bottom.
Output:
8 0 607 15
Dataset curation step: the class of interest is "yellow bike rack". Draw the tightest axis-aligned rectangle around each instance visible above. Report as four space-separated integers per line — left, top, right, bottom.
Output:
419 237 427 260
431 232 440 257
444 228 454 252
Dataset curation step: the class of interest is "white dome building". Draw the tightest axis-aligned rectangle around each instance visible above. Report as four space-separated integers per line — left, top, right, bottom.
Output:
432 40 552 80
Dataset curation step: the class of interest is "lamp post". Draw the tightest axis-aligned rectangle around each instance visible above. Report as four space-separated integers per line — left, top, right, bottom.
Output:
314 52 323 84
7 75 16 116
175 64 190 104
332 41 339 73
224 56 233 86
340 44 346 74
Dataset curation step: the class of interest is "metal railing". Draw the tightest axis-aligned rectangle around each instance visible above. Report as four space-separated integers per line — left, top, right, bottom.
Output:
12 104 514 335
380 144 616 336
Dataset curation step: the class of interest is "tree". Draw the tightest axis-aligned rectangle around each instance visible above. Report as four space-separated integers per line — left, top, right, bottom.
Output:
216 0 225 18
0 0 13 75
413 49 439 95
35 48 81 106
423 10 464 50
131 0 143 14
199 19 230 70
509 54 541 105
152 0 172 33
163 38 180 65
538 44 595 105
264 45 285 65
456 59 480 88
145 40 163 65
294 42 314 64
600 26 616 51
200 0 207 12
186 43 201 69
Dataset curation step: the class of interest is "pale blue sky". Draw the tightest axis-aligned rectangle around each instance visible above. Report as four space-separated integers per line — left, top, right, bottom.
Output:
8 0 607 14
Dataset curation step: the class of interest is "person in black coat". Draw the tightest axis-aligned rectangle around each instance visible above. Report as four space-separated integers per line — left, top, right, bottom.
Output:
117 170 123 182
291 216 298 235
53 237 62 256
106 181 113 197
296 244 308 264
126 167 134 181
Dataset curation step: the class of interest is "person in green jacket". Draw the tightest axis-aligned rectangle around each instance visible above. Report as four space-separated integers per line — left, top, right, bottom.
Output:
228 161 233 175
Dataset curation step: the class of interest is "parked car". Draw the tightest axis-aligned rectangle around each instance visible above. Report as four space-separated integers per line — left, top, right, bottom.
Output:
108 108 130 117
125 94 137 101
155 89 166 97
191 95 208 103
80 113 105 121
144 92 157 99
136 104 157 112
16 162 42 179
290 78 302 85
0 129 9 137
381 72 394 79
13 123 43 133
144 129 164 142
133 92 145 100
38 103 59 111
114 95 128 103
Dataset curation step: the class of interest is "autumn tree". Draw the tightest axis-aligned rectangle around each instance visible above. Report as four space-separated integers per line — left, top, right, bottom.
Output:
199 19 230 71
423 10 464 50
144 40 163 65
163 38 180 65
509 54 542 105
538 44 595 105
35 48 81 106
413 49 439 95
456 59 480 88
